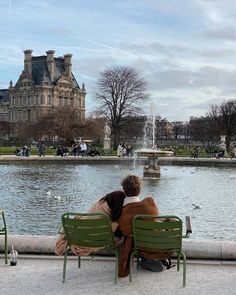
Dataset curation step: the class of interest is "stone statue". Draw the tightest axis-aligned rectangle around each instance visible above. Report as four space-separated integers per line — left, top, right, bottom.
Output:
104 123 111 140
219 135 226 151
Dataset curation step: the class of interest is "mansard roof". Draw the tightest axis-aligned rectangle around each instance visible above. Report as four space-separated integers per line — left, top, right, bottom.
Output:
0 89 9 103
31 56 80 88
15 55 80 88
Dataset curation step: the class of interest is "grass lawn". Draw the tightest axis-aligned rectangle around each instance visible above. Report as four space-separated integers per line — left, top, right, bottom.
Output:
0 146 55 155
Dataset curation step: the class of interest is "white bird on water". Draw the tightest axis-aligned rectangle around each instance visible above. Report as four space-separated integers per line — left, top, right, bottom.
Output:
192 203 202 209
46 191 51 196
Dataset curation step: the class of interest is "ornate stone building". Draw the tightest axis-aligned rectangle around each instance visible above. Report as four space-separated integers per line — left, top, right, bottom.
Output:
0 90 9 121
0 49 86 123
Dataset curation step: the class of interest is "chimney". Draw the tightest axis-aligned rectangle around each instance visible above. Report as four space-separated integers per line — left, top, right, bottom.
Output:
24 49 33 77
46 50 55 81
64 53 72 77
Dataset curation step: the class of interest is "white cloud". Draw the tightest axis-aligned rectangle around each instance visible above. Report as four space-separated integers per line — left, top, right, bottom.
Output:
1 0 236 121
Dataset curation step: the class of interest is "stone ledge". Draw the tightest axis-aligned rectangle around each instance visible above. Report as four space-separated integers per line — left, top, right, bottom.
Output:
1 155 236 167
1 235 236 260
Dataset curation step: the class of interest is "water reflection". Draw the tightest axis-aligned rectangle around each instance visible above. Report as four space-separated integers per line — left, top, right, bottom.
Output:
0 163 236 241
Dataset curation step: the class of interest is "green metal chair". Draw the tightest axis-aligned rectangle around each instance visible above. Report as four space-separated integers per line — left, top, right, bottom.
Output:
61 212 119 284
129 215 187 287
0 210 8 264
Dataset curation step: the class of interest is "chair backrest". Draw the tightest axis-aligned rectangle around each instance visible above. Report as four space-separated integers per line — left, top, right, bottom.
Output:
61 212 115 249
0 210 7 233
132 215 183 253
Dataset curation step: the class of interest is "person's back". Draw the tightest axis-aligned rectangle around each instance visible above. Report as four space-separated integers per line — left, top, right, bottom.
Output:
118 174 170 278
119 197 158 235
55 190 125 256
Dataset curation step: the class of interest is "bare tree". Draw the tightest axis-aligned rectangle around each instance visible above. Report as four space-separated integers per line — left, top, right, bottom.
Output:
119 115 146 143
95 65 149 149
0 121 14 145
156 118 172 140
208 100 236 151
29 107 82 143
189 116 219 153
80 116 105 141
172 121 184 140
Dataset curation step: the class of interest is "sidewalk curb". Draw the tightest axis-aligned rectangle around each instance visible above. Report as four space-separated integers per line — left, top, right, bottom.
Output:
1 235 236 260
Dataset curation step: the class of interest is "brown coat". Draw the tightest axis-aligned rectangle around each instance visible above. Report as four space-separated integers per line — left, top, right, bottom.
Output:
118 197 171 277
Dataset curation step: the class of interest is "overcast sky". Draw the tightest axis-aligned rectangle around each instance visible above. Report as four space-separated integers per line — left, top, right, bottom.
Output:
1 0 236 121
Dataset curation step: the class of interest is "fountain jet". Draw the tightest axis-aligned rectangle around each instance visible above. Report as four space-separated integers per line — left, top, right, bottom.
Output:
135 101 173 178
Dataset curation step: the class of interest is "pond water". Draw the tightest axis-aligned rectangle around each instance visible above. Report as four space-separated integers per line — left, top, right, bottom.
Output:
0 163 235 240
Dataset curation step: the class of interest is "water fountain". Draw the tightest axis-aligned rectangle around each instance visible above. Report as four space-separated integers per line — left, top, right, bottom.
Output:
135 102 173 178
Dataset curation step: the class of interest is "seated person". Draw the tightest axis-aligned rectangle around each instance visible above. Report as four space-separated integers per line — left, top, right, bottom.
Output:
55 190 125 256
15 148 22 156
231 145 236 159
118 174 171 278
216 148 225 158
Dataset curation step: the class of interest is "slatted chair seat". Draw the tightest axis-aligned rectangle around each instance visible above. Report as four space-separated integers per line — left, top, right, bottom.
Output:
61 212 119 284
130 215 187 287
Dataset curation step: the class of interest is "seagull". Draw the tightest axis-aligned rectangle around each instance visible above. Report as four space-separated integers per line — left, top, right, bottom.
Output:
46 191 51 196
192 203 202 209
54 195 61 200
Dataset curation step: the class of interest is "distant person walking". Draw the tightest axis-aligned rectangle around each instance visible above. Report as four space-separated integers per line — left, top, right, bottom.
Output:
80 140 87 156
72 143 78 157
38 142 46 157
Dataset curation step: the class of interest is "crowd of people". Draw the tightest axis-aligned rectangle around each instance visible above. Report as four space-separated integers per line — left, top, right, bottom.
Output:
55 174 172 277
13 142 236 160
190 145 236 159
14 140 101 158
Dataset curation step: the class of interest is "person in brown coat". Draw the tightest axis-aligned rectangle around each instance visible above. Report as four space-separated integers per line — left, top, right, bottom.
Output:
118 174 171 277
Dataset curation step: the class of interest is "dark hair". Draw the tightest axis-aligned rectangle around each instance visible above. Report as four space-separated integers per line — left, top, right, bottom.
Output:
121 174 141 197
99 190 125 221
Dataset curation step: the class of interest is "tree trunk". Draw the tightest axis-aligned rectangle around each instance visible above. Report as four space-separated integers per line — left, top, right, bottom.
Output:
226 135 231 152
113 127 120 150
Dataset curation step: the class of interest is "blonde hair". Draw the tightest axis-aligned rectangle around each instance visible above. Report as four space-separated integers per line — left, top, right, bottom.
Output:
121 174 142 197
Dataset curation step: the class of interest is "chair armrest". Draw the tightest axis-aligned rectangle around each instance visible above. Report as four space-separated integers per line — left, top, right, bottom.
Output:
183 216 192 238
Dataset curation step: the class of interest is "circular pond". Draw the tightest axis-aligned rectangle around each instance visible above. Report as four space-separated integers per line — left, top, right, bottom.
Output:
0 163 235 240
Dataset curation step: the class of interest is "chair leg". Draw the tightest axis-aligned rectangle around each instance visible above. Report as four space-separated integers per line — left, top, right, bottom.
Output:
62 252 68 283
4 233 8 264
181 251 186 287
129 252 135 282
114 251 118 284
136 254 140 269
177 253 180 271
78 256 81 268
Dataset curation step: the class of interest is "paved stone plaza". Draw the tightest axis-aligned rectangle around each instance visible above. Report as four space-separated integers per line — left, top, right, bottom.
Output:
0 256 236 295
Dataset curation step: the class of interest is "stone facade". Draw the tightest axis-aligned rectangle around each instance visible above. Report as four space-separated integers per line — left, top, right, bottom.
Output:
0 90 9 121
0 49 86 123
